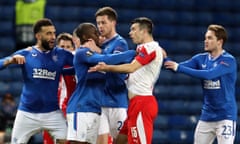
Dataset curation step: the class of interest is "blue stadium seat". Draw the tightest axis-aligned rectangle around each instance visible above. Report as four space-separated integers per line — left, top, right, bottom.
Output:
175 26 198 40
150 11 176 24
117 23 130 38
168 130 194 143
175 11 195 24
175 0 195 10
140 0 176 10
78 7 96 22
0 0 15 5
45 6 61 20
154 115 168 129
10 81 23 96
47 0 83 6
159 100 202 114
212 12 234 26
0 37 16 55
0 82 10 96
117 9 140 23
125 38 136 50
105 0 139 8
11 67 23 81
0 21 13 36
168 115 198 129
54 22 78 34
152 130 169 143
195 12 213 25
214 0 232 11
168 85 202 100
155 25 176 39
194 0 215 11
170 54 192 62
0 68 13 81
0 6 14 21
61 7 82 21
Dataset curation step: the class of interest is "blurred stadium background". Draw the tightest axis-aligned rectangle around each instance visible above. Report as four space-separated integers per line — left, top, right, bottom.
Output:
0 0 240 143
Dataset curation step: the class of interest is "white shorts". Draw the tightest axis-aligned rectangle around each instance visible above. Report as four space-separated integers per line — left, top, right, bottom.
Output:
67 112 100 143
11 110 67 144
98 107 127 138
194 120 236 144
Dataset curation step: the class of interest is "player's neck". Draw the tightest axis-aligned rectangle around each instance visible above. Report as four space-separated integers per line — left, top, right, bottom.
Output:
209 48 224 58
105 28 117 39
142 36 154 44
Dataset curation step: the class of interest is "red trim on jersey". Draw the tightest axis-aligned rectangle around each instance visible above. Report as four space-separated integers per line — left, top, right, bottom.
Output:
135 46 156 65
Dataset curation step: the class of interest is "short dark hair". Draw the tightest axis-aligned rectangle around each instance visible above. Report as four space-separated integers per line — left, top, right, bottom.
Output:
33 18 54 34
131 17 153 34
74 23 100 46
56 32 74 46
95 6 117 21
207 24 227 46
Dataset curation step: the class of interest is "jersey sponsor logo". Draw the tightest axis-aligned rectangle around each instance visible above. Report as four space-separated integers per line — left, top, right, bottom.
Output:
33 68 56 80
203 80 220 89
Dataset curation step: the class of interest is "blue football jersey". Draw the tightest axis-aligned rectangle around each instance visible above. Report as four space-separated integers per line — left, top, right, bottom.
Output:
101 34 129 108
177 51 237 121
0 46 74 113
67 47 135 114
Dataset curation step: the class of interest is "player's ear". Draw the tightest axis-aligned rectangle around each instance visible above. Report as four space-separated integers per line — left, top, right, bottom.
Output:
35 33 41 40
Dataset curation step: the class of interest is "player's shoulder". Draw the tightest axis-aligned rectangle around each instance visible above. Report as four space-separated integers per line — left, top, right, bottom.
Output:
76 47 94 56
13 46 34 55
113 34 128 45
222 51 235 59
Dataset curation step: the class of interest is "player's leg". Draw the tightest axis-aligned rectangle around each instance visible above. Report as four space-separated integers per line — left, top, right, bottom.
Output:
97 108 110 144
42 110 67 144
116 119 128 144
43 130 54 144
216 120 236 144
11 110 41 144
108 108 127 143
194 120 216 144
127 96 158 144
67 112 100 144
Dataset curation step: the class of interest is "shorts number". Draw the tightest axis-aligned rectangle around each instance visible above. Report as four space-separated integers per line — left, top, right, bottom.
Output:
222 125 233 139
117 121 123 131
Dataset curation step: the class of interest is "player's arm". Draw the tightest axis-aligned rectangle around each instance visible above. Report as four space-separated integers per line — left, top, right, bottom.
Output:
90 45 159 73
166 58 236 80
0 47 34 70
84 48 136 65
0 55 25 70
93 59 142 73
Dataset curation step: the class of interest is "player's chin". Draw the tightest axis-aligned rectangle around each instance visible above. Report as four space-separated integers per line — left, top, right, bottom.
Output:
49 42 55 48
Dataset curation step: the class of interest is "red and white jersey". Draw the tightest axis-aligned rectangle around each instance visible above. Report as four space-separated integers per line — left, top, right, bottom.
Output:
58 66 76 116
126 41 163 96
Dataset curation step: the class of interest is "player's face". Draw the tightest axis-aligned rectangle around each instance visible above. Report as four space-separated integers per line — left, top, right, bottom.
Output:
96 15 115 39
58 39 74 52
39 26 56 50
129 23 143 44
204 30 219 52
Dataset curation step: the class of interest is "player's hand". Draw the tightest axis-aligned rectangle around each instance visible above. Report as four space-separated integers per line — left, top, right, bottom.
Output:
83 39 102 53
10 54 26 64
164 61 178 71
99 36 106 46
88 62 107 72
